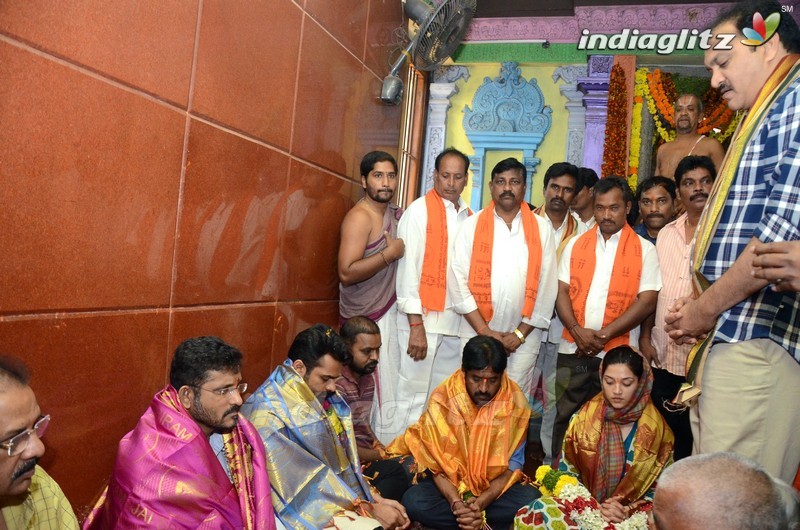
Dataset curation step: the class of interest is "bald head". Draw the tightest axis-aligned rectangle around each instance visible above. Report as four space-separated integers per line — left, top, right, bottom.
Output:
653 453 792 530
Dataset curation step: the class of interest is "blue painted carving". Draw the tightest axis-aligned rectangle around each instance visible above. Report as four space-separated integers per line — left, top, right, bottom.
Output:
462 62 552 210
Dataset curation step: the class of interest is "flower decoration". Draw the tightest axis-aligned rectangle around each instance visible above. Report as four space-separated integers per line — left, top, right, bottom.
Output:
601 64 628 178
627 68 648 190
522 466 651 530
641 68 740 144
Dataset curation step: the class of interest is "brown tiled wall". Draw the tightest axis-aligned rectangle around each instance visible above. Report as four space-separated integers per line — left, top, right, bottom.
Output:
0 0 402 514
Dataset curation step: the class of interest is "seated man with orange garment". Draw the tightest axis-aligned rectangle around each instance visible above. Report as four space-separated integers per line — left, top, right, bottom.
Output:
84 337 276 529
389 336 539 530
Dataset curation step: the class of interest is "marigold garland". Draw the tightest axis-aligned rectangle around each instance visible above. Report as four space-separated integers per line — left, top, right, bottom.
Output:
643 68 740 144
601 64 628 179
627 68 648 190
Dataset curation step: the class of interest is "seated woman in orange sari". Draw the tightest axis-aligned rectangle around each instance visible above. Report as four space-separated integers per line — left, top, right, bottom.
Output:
515 346 674 529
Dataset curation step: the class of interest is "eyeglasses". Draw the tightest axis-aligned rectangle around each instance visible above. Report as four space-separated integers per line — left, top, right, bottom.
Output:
0 415 50 457
193 383 247 397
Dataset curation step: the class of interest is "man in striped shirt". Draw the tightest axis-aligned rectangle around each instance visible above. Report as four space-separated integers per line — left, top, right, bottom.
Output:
640 156 715 460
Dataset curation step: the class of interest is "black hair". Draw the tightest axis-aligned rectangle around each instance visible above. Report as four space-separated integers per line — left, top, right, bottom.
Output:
714 0 800 54
601 345 644 378
340 316 380 346
675 155 718 187
579 167 599 190
0 355 30 386
462 336 507 374
490 157 527 184
360 151 397 178
543 162 582 192
636 176 677 201
170 336 243 390
435 147 470 174
594 175 634 204
288 323 351 369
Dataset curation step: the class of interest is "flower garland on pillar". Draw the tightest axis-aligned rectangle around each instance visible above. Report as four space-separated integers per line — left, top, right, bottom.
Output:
627 68 648 191
601 64 628 179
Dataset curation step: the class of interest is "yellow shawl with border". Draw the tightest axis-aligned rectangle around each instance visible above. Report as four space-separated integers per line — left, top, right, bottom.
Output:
387 370 530 496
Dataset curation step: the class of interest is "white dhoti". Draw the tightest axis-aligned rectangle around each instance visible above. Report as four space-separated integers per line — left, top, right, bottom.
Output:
369 304 400 445
386 329 462 442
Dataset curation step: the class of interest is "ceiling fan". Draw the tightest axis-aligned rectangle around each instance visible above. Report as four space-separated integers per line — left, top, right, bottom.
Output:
380 0 477 105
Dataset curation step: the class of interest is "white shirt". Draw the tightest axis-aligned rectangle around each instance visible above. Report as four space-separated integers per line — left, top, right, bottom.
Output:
540 211 588 343
450 207 558 336
396 194 472 335
557 228 662 355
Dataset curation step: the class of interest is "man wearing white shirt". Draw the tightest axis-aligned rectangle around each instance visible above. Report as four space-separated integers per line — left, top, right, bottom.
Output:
391 148 473 439
552 176 661 459
450 157 558 404
532 162 588 464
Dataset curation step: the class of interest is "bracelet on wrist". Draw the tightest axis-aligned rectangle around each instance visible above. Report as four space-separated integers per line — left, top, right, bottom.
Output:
513 327 526 344
379 249 390 266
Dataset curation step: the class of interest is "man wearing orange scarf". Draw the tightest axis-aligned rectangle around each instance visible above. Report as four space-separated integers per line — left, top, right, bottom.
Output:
391 148 473 442
389 336 539 530
532 162 588 466
450 157 557 408
552 177 661 461
665 0 800 483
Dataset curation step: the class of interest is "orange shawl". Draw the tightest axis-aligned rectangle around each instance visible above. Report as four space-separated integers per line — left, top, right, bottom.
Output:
563 386 674 504
533 205 579 259
386 370 530 496
562 224 642 350
468 202 543 322
419 190 471 312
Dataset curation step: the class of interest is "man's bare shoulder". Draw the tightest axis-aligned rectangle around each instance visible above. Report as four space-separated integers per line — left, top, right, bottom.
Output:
341 201 375 229
657 140 683 154
698 136 725 152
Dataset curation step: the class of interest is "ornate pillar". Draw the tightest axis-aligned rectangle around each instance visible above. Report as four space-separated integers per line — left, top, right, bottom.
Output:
421 83 456 194
553 65 588 167
468 149 485 212
522 151 541 202
421 66 471 194
577 56 612 176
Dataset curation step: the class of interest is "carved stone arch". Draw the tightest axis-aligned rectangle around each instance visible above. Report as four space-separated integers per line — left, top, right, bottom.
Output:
463 62 552 211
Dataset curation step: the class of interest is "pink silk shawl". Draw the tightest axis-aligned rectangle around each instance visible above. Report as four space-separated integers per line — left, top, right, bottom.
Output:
83 386 275 529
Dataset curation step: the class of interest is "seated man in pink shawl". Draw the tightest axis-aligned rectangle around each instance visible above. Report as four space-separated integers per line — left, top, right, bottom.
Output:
84 336 276 529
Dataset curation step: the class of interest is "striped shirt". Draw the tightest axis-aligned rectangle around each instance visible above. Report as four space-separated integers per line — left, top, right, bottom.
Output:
699 75 800 363
336 365 378 449
652 214 694 376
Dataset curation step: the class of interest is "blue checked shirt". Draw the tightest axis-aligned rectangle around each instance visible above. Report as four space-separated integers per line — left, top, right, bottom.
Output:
700 74 800 364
